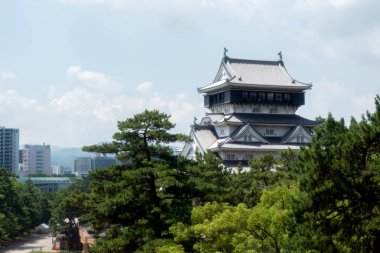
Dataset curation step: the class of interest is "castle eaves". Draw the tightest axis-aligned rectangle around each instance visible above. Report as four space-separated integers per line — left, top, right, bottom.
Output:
198 57 312 93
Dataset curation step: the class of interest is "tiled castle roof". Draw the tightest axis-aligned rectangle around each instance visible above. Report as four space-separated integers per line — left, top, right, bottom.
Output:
223 113 320 126
198 57 311 92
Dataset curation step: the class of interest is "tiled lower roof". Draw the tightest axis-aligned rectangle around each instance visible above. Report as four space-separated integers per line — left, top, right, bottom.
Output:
192 125 218 152
212 143 304 151
225 113 319 126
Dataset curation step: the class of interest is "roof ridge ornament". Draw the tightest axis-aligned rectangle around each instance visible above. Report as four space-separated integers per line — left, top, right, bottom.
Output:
278 51 283 62
224 47 229 58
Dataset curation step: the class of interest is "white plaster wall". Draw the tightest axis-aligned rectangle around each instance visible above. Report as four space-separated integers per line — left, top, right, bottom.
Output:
209 104 299 114
219 150 280 161
215 124 239 137
255 126 291 137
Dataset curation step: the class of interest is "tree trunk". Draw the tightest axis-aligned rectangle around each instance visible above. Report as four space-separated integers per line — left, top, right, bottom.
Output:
148 171 163 237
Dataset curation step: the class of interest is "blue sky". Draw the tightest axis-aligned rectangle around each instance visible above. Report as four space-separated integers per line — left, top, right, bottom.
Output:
0 0 379 147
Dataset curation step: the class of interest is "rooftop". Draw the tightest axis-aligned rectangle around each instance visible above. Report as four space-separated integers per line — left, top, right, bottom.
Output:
211 113 320 126
198 56 312 93
17 177 74 184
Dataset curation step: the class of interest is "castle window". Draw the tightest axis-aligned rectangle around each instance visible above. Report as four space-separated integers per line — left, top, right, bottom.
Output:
249 92 256 101
218 93 224 103
253 92 258 101
244 135 252 142
275 93 283 102
245 154 254 161
242 91 249 101
258 92 266 101
267 92 274 101
284 93 292 101
220 129 225 135
265 129 275 136
226 154 235 160
297 136 305 143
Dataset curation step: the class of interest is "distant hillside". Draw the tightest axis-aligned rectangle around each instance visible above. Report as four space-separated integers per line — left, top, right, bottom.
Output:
51 146 92 169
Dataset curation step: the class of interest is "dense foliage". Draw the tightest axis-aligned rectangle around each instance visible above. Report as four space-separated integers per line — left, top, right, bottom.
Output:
0 170 52 244
81 110 196 252
287 96 380 252
46 98 380 252
49 177 91 251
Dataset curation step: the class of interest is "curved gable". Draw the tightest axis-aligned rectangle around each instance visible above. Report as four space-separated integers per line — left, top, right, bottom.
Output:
281 125 312 144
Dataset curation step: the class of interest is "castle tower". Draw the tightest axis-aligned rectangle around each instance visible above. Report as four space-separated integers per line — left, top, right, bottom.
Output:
181 51 319 167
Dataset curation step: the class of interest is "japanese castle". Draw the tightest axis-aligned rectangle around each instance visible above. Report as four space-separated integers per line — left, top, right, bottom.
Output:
181 50 319 167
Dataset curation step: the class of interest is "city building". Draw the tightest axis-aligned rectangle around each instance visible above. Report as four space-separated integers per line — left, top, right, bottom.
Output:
91 155 117 170
74 155 118 176
181 52 319 167
17 177 73 192
19 143 51 176
0 127 19 172
74 157 92 177
51 165 63 175
51 165 73 175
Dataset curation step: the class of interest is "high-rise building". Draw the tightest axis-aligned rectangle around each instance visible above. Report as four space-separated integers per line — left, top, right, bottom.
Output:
74 157 92 177
181 52 319 167
19 143 51 176
0 127 19 172
74 155 117 177
91 155 117 170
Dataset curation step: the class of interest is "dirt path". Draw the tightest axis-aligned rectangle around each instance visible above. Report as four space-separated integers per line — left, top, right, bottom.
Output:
0 233 54 253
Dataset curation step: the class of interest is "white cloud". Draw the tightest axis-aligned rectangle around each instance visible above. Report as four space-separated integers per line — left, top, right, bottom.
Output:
59 0 290 23
59 0 197 11
201 0 275 22
0 90 43 112
0 71 16 80
67 65 121 92
294 0 359 11
368 28 380 59
146 93 166 110
36 67 199 146
168 93 195 123
329 0 356 9
299 79 376 123
51 87 95 113
0 90 52 145
317 27 380 60
46 86 58 98
136 81 153 93
353 93 377 114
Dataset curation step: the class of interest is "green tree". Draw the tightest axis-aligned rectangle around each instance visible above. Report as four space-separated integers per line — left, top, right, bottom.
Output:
84 109 189 164
288 96 380 252
83 109 193 252
168 184 298 253
0 169 52 243
187 152 231 205
14 179 51 230
190 152 277 208
49 178 90 251
0 169 21 239
249 153 276 187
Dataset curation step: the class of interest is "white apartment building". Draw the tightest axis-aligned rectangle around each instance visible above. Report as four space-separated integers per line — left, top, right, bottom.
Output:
20 143 51 176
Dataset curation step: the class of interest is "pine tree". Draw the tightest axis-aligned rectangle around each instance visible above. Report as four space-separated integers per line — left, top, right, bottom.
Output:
83 110 192 252
288 96 380 252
